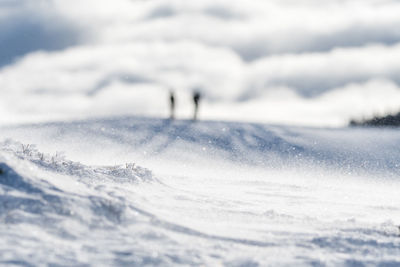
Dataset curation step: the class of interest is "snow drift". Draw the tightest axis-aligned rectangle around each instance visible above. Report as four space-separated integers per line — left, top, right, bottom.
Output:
1 117 400 266
2 0 400 265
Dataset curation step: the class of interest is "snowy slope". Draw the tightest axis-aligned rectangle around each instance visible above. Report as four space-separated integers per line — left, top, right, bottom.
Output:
2 1 400 265
1 117 400 266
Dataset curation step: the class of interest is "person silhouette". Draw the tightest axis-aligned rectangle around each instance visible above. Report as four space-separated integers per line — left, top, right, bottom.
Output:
169 90 175 120
193 91 201 121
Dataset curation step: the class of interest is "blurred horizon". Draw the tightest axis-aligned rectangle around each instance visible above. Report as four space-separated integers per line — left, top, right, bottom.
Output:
1 0 400 127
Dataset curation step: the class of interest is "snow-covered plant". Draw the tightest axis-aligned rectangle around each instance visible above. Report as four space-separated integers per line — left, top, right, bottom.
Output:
0 139 153 183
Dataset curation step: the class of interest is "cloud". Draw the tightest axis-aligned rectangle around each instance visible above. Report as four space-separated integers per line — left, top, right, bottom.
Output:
2 40 400 126
110 0 400 61
2 0 400 126
247 44 400 97
0 41 244 123
0 0 92 68
203 79 400 127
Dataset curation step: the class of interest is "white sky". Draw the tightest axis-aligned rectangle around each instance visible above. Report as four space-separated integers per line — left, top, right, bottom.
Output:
1 0 400 126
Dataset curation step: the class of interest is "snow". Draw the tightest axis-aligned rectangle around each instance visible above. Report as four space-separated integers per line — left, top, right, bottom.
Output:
2 0 400 265
1 118 400 266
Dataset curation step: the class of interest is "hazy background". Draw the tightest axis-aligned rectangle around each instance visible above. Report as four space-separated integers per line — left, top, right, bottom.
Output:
1 0 400 126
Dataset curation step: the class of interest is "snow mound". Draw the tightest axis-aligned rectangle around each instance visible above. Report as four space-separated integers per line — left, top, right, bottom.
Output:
4 117 400 179
1 119 400 265
0 139 153 229
0 139 165 265
0 139 152 184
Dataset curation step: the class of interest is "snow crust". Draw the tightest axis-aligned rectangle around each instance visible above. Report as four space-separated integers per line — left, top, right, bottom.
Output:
1 117 400 266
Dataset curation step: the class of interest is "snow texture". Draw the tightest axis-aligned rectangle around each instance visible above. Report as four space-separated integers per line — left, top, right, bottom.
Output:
1 117 400 266
1 1 400 265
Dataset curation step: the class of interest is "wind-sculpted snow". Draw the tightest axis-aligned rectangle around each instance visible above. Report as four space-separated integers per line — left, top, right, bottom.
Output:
0 140 153 229
1 118 400 266
0 140 152 184
3 0 400 264
0 140 176 265
4 117 400 177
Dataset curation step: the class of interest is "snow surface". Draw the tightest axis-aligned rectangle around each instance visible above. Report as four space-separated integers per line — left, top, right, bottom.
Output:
2 1 400 265
1 117 400 266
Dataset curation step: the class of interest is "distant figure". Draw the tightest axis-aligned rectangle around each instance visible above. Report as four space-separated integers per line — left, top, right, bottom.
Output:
169 90 175 120
193 91 201 121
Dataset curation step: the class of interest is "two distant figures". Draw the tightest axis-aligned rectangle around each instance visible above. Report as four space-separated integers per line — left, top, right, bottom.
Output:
169 91 201 121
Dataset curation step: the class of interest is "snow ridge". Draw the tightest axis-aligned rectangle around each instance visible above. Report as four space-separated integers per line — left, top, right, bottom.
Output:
0 139 153 184
1 121 400 266
0 139 163 265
